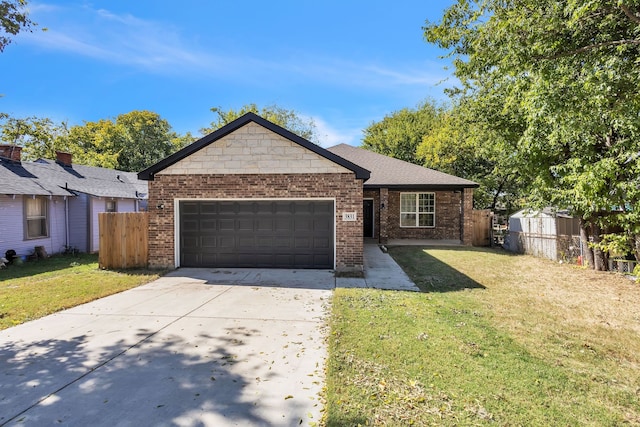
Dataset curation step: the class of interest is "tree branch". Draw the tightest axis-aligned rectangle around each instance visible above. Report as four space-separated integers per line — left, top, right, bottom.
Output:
620 4 640 24
541 39 640 59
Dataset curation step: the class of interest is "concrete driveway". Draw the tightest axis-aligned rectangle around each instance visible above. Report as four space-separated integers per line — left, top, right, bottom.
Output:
0 270 334 427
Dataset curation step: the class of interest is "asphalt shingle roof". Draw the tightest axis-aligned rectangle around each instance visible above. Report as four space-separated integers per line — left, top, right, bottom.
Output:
0 158 147 199
326 144 478 188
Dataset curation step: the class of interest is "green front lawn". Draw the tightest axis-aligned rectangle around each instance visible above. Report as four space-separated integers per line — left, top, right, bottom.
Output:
0 254 162 330
325 247 640 426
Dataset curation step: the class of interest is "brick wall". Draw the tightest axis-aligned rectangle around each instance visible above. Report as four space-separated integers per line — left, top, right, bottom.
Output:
0 145 22 161
148 173 363 272
384 189 471 241
462 188 474 245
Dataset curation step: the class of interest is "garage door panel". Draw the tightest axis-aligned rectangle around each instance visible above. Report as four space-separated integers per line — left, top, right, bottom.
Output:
181 202 199 214
182 219 199 232
294 203 312 214
214 253 236 264
251 253 275 265
294 237 311 248
256 237 273 247
218 219 235 231
313 254 331 266
237 203 255 214
274 254 293 265
275 219 292 231
274 236 292 247
237 236 256 248
218 202 236 214
274 202 293 214
256 204 273 214
315 203 333 214
237 218 254 231
313 238 331 249
200 237 217 248
314 218 332 231
256 218 274 231
217 236 236 248
199 219 217 232
181 236 199 247
180 200 334 268
294 219 313 231
199 203 219 214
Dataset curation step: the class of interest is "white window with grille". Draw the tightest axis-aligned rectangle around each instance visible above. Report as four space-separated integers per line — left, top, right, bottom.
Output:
400 193 435 228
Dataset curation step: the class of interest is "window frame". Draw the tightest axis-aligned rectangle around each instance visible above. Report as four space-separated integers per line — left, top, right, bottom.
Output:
399 192 435 228
24 196 49 240
105 199 117 213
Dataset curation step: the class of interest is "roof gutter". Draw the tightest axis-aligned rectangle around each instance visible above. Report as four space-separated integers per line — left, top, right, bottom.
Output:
364 183 480 190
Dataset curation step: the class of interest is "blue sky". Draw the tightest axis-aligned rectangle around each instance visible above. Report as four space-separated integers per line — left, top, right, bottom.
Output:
1 1 455 147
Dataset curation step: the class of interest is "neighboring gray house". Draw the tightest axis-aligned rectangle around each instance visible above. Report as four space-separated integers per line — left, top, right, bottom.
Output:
504 208 581 262
0 145 147 257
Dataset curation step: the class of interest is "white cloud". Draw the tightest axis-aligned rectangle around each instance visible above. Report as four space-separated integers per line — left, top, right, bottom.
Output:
310 115 362 148
20 3 226 74
20 3 449 91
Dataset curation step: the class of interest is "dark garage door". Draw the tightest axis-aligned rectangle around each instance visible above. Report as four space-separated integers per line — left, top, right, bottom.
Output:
179 200 334 269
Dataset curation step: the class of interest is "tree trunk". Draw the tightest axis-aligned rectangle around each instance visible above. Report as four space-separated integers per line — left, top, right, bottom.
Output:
592 223 607 271
491 178 507 211
580 219 594 268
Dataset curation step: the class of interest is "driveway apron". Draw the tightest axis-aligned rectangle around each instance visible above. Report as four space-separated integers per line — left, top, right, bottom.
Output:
0 269 333 427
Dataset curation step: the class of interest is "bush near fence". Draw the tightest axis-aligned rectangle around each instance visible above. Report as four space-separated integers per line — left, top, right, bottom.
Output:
99 212 148 269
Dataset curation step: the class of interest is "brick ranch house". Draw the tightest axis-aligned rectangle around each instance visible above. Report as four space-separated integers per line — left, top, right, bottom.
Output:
138 113 478 274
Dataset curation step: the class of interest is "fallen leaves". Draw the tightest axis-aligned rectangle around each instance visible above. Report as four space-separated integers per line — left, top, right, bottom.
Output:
332 350 494 425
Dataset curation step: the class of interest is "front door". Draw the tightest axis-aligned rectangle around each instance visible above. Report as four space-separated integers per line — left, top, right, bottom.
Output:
363 199 374 238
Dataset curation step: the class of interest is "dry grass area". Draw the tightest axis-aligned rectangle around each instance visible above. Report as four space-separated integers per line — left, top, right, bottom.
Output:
325 246 640 426
425 247 640 378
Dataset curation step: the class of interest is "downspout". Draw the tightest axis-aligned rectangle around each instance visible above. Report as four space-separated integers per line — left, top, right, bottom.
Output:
88 196 93 253
65 196 70 248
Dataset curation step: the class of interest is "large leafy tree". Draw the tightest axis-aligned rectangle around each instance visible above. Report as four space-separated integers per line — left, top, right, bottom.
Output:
417 92 526 212
113 111 184 172
62 119 122 169
361 100 443 164
202 104 318 143
425 0 640 269
0 115 69 160
61 111 186 172
0 0 36 52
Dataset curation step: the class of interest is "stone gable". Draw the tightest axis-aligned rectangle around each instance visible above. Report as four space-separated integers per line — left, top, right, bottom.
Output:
159 122 350 175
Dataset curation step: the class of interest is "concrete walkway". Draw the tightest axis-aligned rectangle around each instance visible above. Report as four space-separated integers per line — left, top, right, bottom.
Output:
336 244 420 292
0 273 332 427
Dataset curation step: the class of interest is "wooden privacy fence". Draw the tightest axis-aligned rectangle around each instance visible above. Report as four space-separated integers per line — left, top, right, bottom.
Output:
472 209 493 247
99 212 148 269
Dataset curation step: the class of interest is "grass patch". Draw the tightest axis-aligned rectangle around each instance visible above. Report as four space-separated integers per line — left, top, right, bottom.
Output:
325 247 640 426
0 253 163 330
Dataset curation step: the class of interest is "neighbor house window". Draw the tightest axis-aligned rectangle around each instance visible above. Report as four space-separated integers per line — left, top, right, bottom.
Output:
400 193 435 227
25 197 48 239
106 200 117 212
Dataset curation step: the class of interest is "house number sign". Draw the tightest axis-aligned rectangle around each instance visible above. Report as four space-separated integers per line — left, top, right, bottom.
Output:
342 212 357 221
